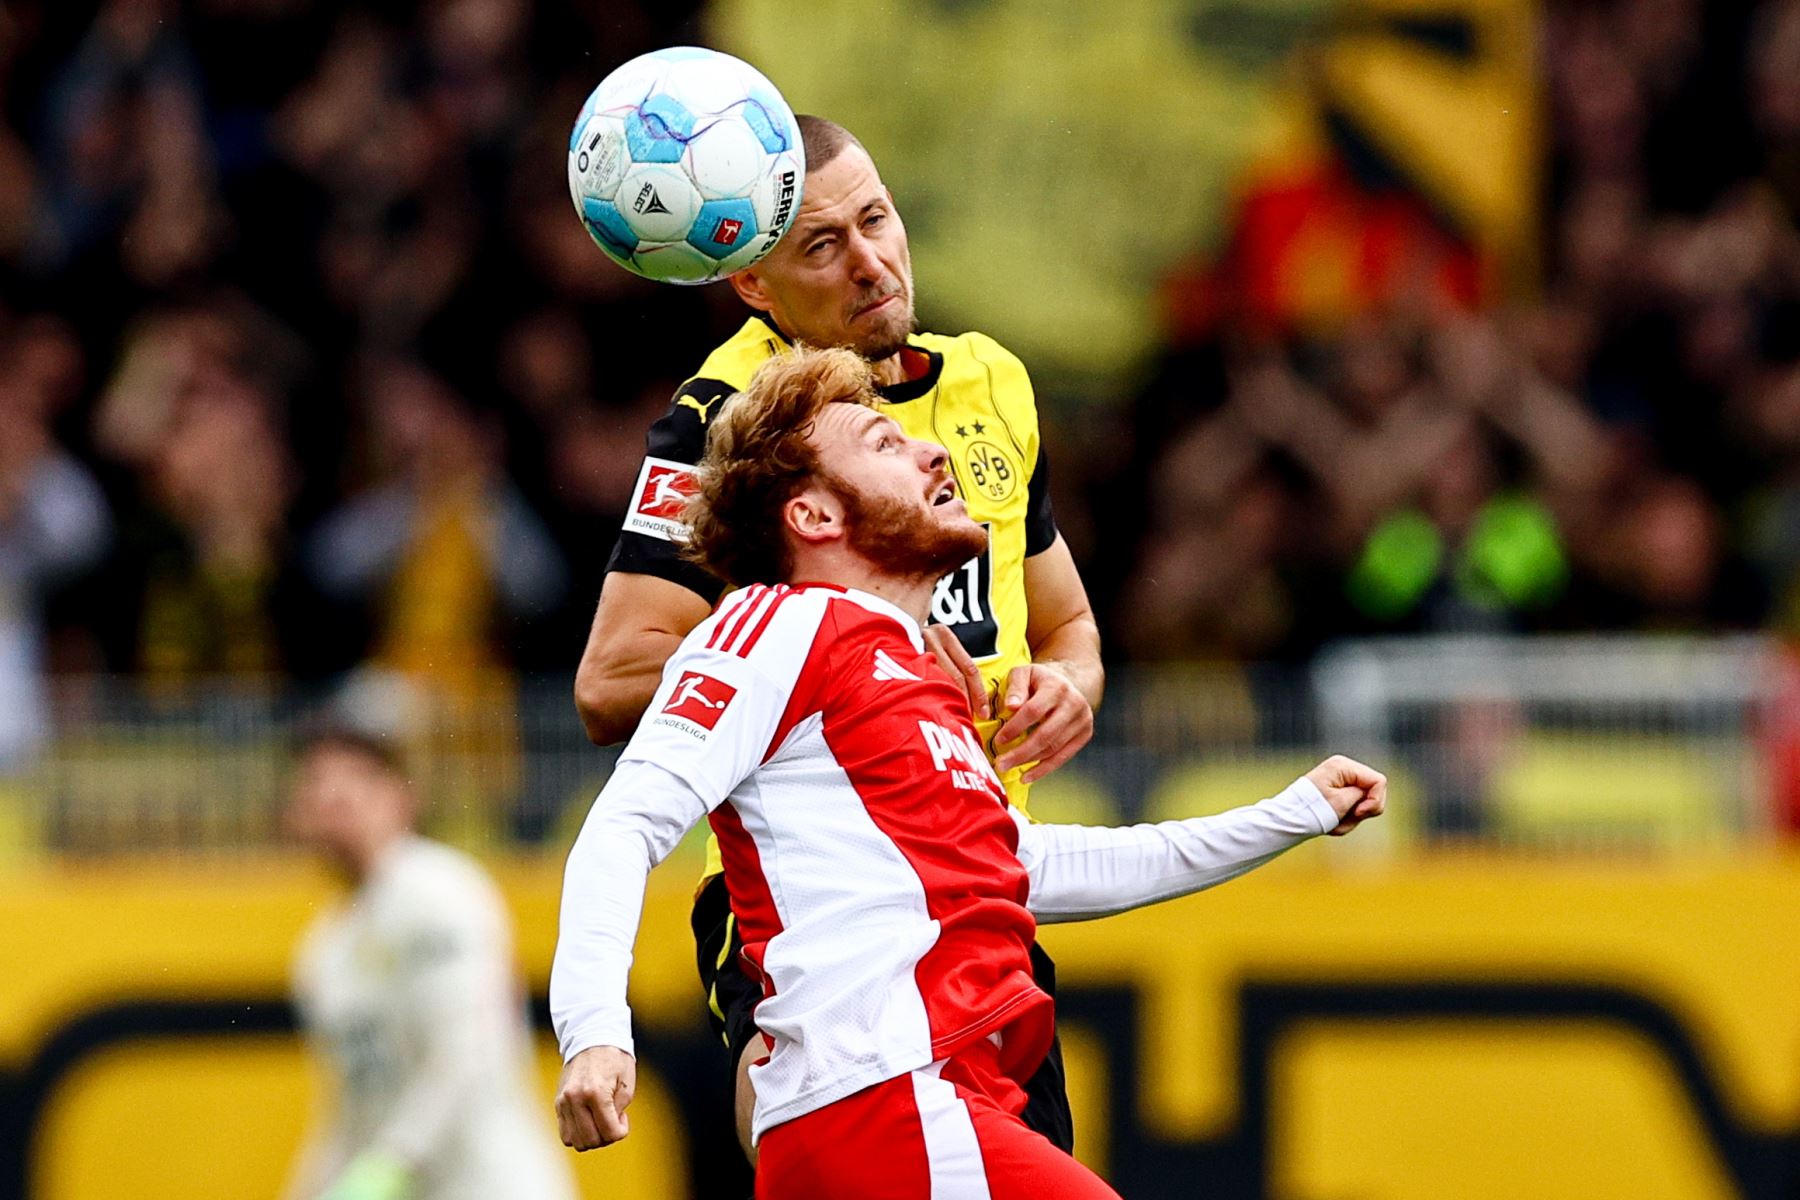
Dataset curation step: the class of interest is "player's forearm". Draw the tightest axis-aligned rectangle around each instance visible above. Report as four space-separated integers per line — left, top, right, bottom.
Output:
551 832 651 1058
1030 613 1104 711
1015 777 1339 922
551 761 707 1057
574 626 687 744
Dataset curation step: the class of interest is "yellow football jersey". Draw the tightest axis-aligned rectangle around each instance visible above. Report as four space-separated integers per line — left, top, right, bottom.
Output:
606 315 1060 879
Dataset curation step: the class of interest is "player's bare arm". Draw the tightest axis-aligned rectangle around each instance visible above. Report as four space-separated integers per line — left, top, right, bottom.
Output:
573 572 714 745
556 1045 636 1151
994 535 1104 781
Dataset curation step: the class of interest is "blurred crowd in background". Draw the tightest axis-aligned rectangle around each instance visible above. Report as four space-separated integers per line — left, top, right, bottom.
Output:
0 0 718 770
5 0 1800 762
1093 0 1800 660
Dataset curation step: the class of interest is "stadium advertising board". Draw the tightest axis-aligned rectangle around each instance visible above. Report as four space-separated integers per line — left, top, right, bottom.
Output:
3 852 1797 1198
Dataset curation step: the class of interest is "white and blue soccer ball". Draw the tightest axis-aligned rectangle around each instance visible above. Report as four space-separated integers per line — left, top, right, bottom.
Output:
567 47 805 285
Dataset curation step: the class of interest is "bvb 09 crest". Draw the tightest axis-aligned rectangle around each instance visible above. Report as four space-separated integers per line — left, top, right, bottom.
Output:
964 441 1016 502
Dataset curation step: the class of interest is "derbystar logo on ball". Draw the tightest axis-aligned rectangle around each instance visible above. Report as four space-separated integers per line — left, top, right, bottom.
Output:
660 672 737 732
623 457 697 542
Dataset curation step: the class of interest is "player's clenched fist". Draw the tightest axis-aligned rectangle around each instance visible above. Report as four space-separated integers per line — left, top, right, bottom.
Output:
1305 755 1388 837
556 1046 636 1150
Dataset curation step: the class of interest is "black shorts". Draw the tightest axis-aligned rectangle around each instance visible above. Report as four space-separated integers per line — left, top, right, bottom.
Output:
690 871 1076 1154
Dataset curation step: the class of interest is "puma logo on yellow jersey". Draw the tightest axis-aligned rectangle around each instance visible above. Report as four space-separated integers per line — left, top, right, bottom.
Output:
677 391 727 424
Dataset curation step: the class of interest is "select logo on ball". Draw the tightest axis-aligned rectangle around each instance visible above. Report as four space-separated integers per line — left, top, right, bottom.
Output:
633 182 670 215
712 217 745 245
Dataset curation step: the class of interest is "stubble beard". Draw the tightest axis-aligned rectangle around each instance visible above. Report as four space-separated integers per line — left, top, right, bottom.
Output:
830 474 987 584
850 265 918 363
858 307 916 363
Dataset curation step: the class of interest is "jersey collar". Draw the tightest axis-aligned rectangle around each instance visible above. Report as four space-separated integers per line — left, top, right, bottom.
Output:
751 312 944 405
790 580 927 651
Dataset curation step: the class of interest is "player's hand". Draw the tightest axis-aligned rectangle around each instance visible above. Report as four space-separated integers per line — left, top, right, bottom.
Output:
992 663 1095 783
318 1151 412 1200
556 1045 636 1150
924 623 990 719
1305 755 1388 836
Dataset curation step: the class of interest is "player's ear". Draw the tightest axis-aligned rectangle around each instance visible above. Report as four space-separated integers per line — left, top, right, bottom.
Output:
784 484 845 547
728 267 774 313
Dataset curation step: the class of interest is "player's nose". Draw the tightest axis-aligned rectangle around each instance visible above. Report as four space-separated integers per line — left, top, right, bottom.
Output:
845 231 883 284
918 439 949 473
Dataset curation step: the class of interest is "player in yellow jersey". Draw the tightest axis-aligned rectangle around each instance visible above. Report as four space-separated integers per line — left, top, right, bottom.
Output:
570 116 1103 1178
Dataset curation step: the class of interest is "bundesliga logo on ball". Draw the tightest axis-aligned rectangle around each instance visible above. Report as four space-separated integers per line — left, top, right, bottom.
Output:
567 46 806 285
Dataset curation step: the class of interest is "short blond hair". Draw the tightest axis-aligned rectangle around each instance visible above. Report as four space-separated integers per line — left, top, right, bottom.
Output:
683 346 879 586
797 115 866 173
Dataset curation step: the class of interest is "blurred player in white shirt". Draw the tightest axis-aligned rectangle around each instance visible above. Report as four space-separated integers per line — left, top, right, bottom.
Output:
284 730 576 1200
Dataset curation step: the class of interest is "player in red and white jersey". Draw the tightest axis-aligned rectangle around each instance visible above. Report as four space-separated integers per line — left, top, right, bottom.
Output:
550 347 1386 1198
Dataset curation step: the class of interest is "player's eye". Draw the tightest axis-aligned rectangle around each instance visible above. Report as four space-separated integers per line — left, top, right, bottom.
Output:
865 211 886 230
807 236 833 257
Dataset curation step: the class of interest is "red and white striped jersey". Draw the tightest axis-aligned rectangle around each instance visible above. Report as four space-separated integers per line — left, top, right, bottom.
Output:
652 583 1050 1132
551 583 1341 1141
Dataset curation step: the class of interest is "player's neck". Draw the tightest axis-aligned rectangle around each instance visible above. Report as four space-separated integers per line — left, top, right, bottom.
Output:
341 825 410 884
854 572 934 627
869 346 929 388
789 550 934 627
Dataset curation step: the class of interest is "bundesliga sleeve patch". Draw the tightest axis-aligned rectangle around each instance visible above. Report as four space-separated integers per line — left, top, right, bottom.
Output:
623 457 699 543
656 671 738 735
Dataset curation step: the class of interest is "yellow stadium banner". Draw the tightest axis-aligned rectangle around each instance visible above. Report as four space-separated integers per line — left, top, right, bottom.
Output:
3 850 1799 1199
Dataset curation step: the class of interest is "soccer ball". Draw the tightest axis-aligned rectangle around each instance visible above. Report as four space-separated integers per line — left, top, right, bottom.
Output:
567 47 805 285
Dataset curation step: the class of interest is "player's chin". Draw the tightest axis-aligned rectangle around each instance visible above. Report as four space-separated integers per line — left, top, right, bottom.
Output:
937 508 988 552
857 311 916 360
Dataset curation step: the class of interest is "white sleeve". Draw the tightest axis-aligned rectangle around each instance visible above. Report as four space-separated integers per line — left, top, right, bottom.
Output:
616 630 805 806
549 760 711 1060
1013 776 1340 923
551 630 800 1061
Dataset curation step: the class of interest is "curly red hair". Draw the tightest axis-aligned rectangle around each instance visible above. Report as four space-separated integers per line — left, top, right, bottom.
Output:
682 346 878 586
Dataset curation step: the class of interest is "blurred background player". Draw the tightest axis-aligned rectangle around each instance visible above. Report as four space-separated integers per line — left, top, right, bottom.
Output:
571 114 1104 1166
550 345 1387 1199
283 728 576 1200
